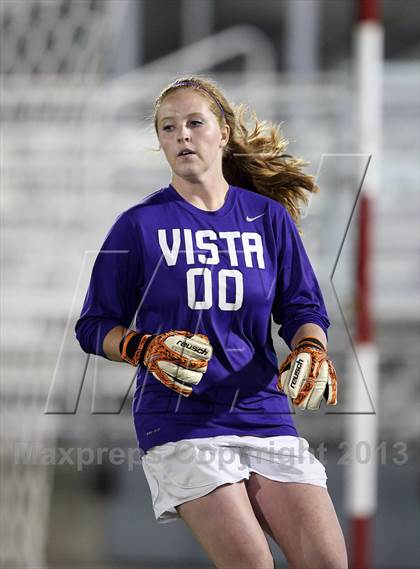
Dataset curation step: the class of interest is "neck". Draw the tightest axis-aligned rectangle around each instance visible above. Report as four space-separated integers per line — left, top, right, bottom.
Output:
171 173 230 212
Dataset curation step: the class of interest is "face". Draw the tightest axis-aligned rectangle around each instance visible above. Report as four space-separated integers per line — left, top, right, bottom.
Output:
156 89 229 183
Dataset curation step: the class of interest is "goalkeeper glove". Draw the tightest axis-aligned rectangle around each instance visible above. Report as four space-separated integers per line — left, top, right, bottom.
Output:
119 330 213 397
277 337 337 410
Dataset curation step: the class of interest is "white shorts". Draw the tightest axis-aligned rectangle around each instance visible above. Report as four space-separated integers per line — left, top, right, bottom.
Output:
141 435 327 523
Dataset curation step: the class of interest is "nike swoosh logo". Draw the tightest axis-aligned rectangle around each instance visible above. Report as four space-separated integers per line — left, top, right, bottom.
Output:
246 213 265 222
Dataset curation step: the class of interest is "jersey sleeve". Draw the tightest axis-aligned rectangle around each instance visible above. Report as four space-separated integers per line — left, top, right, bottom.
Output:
75 212 142 358
271 205 330 350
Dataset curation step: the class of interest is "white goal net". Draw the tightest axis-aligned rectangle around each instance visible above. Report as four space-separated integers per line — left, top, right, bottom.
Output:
1 1 130 566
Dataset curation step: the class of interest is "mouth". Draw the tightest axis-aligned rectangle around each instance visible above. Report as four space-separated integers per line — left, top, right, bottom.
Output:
177 149 196 158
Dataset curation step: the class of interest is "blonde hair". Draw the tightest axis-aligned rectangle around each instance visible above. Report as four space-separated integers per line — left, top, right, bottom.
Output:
153 75 318 227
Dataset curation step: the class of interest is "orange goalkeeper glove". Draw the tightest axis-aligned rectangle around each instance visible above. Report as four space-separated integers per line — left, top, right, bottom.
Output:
277 337 338 410
119 330 213 397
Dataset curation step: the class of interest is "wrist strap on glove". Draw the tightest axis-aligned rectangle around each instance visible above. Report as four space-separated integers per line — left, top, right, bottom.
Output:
294 336 326 351
119 331 156 366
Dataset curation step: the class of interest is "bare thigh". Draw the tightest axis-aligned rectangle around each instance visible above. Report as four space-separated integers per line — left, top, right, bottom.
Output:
176 480 274 569
245 473 348 569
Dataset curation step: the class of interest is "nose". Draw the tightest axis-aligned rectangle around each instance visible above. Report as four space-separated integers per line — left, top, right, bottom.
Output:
177 124 191 142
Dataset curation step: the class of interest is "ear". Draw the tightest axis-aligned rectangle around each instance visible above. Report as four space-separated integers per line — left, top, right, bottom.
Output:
220 123 230 148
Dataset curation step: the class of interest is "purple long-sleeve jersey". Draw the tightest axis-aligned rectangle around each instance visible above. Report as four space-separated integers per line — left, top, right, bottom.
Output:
75 184 330 452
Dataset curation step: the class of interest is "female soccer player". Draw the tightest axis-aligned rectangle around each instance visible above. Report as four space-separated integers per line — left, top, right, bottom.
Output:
76 76 348 569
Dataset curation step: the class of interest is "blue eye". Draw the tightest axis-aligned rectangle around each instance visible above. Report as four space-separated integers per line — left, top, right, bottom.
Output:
162 125 174 132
